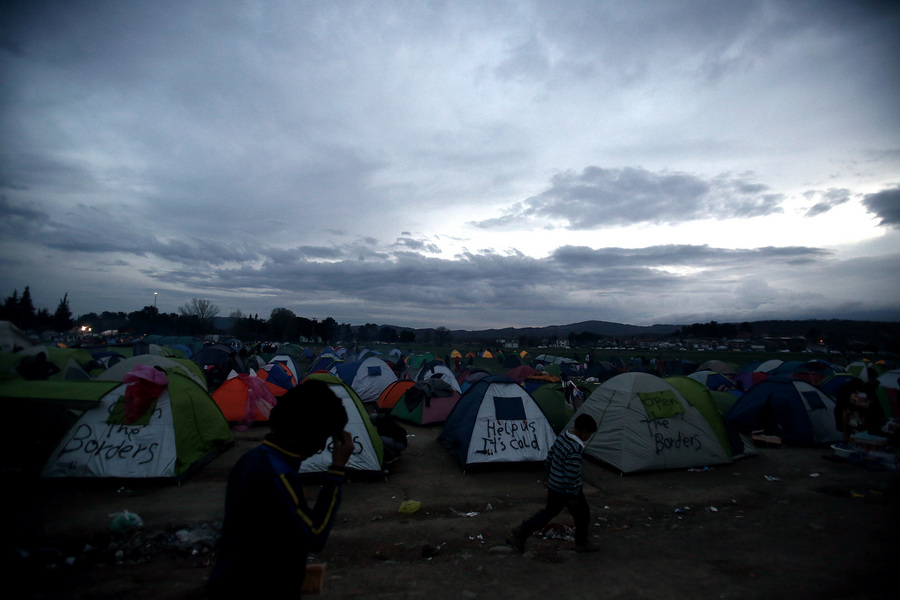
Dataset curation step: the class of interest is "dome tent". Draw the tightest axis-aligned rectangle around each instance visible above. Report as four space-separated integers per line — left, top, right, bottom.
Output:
571 372 732 474
438 375 556 470
726 376 842 446
30 368 234 479
299 373 384 474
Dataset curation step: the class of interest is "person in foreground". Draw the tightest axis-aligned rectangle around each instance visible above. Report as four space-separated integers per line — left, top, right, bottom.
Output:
508 413 600 554
208 379 354 598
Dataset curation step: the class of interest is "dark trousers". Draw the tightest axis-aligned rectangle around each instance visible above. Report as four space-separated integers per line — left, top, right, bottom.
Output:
520 489 590 545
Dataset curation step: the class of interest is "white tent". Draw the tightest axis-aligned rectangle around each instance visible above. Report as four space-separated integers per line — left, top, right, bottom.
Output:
331 356 398 404
439 375 556 469
299 374 384 474
572 372 732 473
0 320 37 352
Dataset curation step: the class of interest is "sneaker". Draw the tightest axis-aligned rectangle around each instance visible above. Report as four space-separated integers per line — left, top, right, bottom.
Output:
506 526 526 554
574 542 601 553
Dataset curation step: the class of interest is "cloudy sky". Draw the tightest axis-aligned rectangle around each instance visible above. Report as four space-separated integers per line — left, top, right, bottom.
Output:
2 1 899 330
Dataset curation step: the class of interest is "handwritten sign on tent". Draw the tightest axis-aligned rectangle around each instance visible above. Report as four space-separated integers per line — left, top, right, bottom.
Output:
638 390 685 420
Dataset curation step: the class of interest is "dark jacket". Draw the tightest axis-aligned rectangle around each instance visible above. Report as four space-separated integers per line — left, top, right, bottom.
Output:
208 439 345 598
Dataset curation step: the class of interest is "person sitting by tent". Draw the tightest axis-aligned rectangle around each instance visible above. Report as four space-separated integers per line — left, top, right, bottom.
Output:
371 413 408 465
835 380 885 442
208 379 354 599
840 388 885 443
507 414 600 554
16 351 60 380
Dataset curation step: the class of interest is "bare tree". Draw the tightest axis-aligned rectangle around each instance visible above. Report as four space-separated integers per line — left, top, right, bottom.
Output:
179 298 220 332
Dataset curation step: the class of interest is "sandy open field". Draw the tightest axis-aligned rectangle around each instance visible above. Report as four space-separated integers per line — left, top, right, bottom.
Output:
8 423 899 600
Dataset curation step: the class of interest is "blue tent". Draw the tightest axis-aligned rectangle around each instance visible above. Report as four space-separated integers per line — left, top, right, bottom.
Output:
726 376 841 445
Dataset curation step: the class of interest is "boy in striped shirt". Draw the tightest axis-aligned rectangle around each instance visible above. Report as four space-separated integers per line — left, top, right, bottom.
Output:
508 413 599 553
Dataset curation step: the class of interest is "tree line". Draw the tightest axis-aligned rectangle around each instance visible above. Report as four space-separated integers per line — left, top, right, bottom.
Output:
0 287 421 345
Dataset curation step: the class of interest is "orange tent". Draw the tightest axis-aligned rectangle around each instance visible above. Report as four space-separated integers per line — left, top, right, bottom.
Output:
212 373 277 425
376 380 416 412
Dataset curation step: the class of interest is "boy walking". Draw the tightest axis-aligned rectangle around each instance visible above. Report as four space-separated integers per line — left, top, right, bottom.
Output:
508 413 600 553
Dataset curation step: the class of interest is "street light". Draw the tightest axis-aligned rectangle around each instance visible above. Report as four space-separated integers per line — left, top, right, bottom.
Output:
154 292 158 307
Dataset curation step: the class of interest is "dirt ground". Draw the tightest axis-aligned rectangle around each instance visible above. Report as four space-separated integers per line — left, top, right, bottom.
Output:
7 424 900 600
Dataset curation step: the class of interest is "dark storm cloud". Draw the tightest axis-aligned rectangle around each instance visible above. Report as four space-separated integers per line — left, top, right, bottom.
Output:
153 241 837 321
472 167 784 230
862 187 900 227
549 245 830 270
0 195 50 230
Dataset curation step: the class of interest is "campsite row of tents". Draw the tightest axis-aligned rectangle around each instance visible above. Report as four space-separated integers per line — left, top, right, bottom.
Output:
2 331 897 480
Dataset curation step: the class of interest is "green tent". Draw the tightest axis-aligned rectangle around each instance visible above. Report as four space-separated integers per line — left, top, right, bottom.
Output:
530 383 576 433
665 376 733 461
6 369 235 479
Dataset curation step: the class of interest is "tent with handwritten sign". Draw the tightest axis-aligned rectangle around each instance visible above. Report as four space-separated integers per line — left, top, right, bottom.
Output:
299 373 384 474
571 372 732 473
438 375 556 470
4 367 234 479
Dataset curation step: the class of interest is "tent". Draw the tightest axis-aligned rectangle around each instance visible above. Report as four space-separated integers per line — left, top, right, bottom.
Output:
726 376 842 445
505 365 538 383
7 346 94 380
571 372 732 473
415 359 462 393
457 367 492 394
211 372 277 426
438 375 556 470
97 354 208 390
876 369 900 418
687 370 737 391
22 368 234 479
267 352 303 385
255 361 296 396
193 344 246 392
376 380 416 412
521 371 561 395
696 359 737 375
0 321 37 352
529 382 576 433
532 354 580 376
389 379 461 425
331 356 398 404
665 376 735 461
582 360 622 382
299 373 384 474
307 352 343 375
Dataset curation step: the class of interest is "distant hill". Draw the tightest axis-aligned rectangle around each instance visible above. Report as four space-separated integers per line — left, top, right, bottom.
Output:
435 320 680 343
410 319 899 352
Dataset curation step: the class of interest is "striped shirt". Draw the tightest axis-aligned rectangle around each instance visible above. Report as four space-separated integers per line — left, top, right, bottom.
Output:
545 430 585 495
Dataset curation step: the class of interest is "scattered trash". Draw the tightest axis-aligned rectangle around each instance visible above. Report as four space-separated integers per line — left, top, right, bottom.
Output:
108 510 143 533
485 503 493 511
764 475 781 481
809 473 820 477
707 506 718 512
398 500 422 515
450 507 480 517
687 466 710 472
